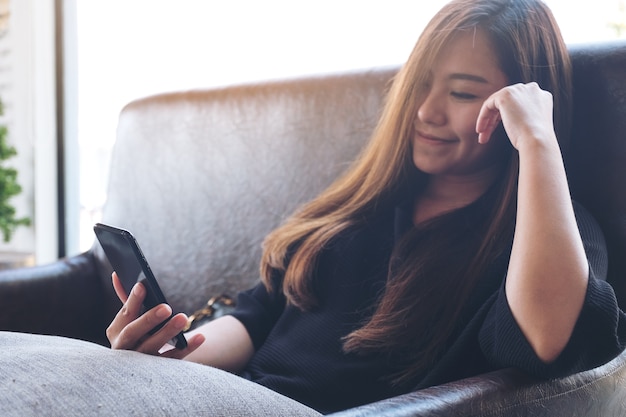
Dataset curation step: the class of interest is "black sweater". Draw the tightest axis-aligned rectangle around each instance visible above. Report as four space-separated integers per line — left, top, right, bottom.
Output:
231 201 626 414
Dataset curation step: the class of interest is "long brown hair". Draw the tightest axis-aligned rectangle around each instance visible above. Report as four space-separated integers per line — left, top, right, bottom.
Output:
260 0 573 384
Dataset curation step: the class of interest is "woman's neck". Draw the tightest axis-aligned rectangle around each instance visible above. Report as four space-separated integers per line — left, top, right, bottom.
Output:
413 165 501 226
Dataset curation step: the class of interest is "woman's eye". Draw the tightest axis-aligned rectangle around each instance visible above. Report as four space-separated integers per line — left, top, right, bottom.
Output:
450 91 478 100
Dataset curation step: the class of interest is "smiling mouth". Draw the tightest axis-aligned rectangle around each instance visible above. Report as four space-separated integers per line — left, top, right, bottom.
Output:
415 130 457 144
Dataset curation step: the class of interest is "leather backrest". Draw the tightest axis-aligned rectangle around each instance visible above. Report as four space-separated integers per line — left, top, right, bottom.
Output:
97 41 626 318
568 41 626 304
97 69 396 316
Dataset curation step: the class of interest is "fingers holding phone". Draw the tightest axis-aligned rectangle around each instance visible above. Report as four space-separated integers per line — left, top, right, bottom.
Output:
95 224 206 358
107 272 205 359
107 272 168 350
94 223 190 350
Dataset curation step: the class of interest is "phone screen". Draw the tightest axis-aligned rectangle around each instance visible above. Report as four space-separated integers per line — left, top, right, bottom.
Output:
94 223 187 349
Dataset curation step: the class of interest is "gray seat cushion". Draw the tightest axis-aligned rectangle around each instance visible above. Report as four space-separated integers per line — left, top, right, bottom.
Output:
0 331 321 417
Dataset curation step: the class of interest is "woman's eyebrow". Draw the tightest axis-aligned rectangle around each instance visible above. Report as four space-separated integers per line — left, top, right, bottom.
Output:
448 73 489 83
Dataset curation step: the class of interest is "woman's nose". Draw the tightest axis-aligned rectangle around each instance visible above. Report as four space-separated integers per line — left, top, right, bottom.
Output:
417 92 446 126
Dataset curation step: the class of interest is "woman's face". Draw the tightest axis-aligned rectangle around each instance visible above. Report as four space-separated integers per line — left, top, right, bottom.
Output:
412 29 509 179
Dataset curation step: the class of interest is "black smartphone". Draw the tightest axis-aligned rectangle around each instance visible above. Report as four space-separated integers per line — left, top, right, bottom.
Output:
93 223 187 349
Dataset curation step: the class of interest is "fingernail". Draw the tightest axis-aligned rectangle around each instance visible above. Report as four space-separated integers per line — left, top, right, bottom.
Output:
167 313 186 329
133 283 145 296
156 305 171 319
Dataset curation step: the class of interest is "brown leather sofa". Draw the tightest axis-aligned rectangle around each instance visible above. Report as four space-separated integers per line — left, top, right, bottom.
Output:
1 41 625 416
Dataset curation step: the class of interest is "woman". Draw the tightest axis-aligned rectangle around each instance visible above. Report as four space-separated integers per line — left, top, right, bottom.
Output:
107 0 626 413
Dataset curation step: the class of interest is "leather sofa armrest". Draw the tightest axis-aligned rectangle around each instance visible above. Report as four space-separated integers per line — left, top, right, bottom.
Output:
0 252 108 344
329 348 626 416
328 368 536 417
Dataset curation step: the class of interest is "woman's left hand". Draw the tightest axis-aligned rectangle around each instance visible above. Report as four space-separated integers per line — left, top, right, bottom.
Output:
475 82 557 150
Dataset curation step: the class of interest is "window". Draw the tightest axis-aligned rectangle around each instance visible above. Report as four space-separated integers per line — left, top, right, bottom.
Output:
1 0 57 264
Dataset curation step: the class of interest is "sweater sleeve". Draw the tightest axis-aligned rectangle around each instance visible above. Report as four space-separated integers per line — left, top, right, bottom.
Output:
478 202 626 378
229 273 287 351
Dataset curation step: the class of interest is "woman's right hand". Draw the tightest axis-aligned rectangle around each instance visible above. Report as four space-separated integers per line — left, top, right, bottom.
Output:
106 272 205 359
